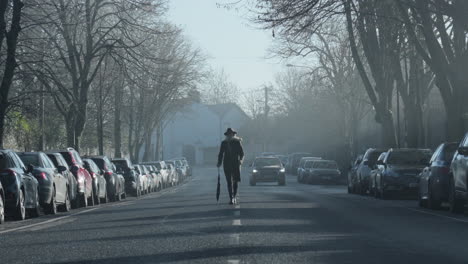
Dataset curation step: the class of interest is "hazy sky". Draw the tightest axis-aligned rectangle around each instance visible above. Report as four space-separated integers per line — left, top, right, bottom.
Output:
167 0 284 95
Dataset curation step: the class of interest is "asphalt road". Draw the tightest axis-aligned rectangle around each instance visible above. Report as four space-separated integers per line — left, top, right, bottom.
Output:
2 167 468 263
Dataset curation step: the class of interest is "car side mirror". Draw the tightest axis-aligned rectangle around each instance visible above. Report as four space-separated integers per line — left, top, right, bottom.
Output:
57 165 67 173
376 160 384 166
458 147 468 156
363 160 369 166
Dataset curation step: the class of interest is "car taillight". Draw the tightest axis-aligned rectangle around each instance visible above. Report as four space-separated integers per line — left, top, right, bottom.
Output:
441 167 450 174
0 169 15 177
92 173 96 179
35 172 47 180
105 171 113 176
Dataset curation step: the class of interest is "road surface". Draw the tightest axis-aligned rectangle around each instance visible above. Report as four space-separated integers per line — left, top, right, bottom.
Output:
1 167 468 263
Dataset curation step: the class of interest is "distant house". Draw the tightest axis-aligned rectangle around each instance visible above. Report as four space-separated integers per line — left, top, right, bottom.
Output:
157 102 250 165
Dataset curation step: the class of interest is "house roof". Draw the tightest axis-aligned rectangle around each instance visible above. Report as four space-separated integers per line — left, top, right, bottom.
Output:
205 103 250 119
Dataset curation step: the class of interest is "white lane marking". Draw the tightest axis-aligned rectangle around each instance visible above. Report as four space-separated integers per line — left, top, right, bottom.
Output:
0 207 98 235
27 217 76 232
227 260 240 264
405 207 468 223
229 234 240 245
233 210 240 217
232 219 241 226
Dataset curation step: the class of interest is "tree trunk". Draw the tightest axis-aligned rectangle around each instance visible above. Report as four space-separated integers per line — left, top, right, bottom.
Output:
114 83 123 158
142 131 152 162
97 104 104 155
0 104 7 148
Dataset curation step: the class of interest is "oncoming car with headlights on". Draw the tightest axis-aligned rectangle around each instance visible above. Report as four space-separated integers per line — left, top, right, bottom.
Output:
249 157 286 186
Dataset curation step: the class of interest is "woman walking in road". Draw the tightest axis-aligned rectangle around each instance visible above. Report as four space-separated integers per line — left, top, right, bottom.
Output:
217 128 244 205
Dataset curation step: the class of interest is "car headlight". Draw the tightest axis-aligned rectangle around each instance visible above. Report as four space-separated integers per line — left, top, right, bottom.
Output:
252 169 258 173
280 168 285 173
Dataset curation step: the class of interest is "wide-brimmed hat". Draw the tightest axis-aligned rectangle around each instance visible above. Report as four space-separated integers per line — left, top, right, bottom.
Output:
224 128 237 136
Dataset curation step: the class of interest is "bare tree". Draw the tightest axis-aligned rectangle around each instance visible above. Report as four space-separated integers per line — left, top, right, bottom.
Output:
0 0 24 148
201 68 239 105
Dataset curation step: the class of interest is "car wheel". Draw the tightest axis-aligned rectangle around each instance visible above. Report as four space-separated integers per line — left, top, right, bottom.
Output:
116 191 122 201
449 177 464 214
122 192 126 199
427 182 441 210
59 189 71 212
14 189 26 221
418 191 426 208
101 190 108 204
28 189 40 218
94 187 100 206
0 194 4 224
80 192 88 208
88 188 95 207
46 187 57 215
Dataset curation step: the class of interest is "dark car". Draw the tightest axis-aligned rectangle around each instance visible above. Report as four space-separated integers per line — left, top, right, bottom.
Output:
56 148 93 207
83 159 108 204
297 157 322 183
304 160 341 184
369 152 387 197
0 149 41 220
250 157 286 186
356 148 386 195
47 152 79 208
0 181 5 224
287 152 312 174
418 142 458 209
89 156 126 201
448 133 468 213
347 155 363 193
18 152 70 214
374 148 432 199
112 158 141 197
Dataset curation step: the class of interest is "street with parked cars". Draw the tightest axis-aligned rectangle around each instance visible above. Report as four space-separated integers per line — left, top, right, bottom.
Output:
0 147 192 224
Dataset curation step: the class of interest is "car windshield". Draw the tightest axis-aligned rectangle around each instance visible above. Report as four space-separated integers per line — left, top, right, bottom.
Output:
113 160 129 170
255 158 281 167
387 151 431 166
442 144 458 162
312 161 338 169
367 151 382 163
92 159 106 170
18 154 41 167
0 153 8 169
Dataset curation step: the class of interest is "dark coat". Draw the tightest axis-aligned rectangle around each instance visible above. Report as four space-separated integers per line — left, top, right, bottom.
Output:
217 137 244 182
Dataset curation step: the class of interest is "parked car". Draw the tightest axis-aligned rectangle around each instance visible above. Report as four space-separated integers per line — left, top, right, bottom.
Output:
83 159 108 204
374 148 432 199
141 165 155 193
165 162 178 186
153 161 169 188
46 152 79 208
304 160 341 184
0 181 5 224
297 157 322 183
57 148 93 207
250 157 286 186
0 149 41 220
418 142 458 209
18 152 70 214
112 158 141 197
88 156 126 201
369 152 387 197
449 133 468 213
173 160 187 181
356 148 386 195
134 165 148 194
287 152 312 174
145 165 161 191
347 155 363 193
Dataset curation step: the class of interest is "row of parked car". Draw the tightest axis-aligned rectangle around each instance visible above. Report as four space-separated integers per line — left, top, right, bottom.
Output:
0 147 192 224
348 132 468 214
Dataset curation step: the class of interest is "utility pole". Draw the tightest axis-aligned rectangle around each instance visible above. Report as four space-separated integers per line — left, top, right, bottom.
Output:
263 85 271 152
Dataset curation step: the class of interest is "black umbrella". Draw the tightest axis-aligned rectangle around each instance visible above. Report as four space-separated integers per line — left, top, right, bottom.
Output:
216 167 221 203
